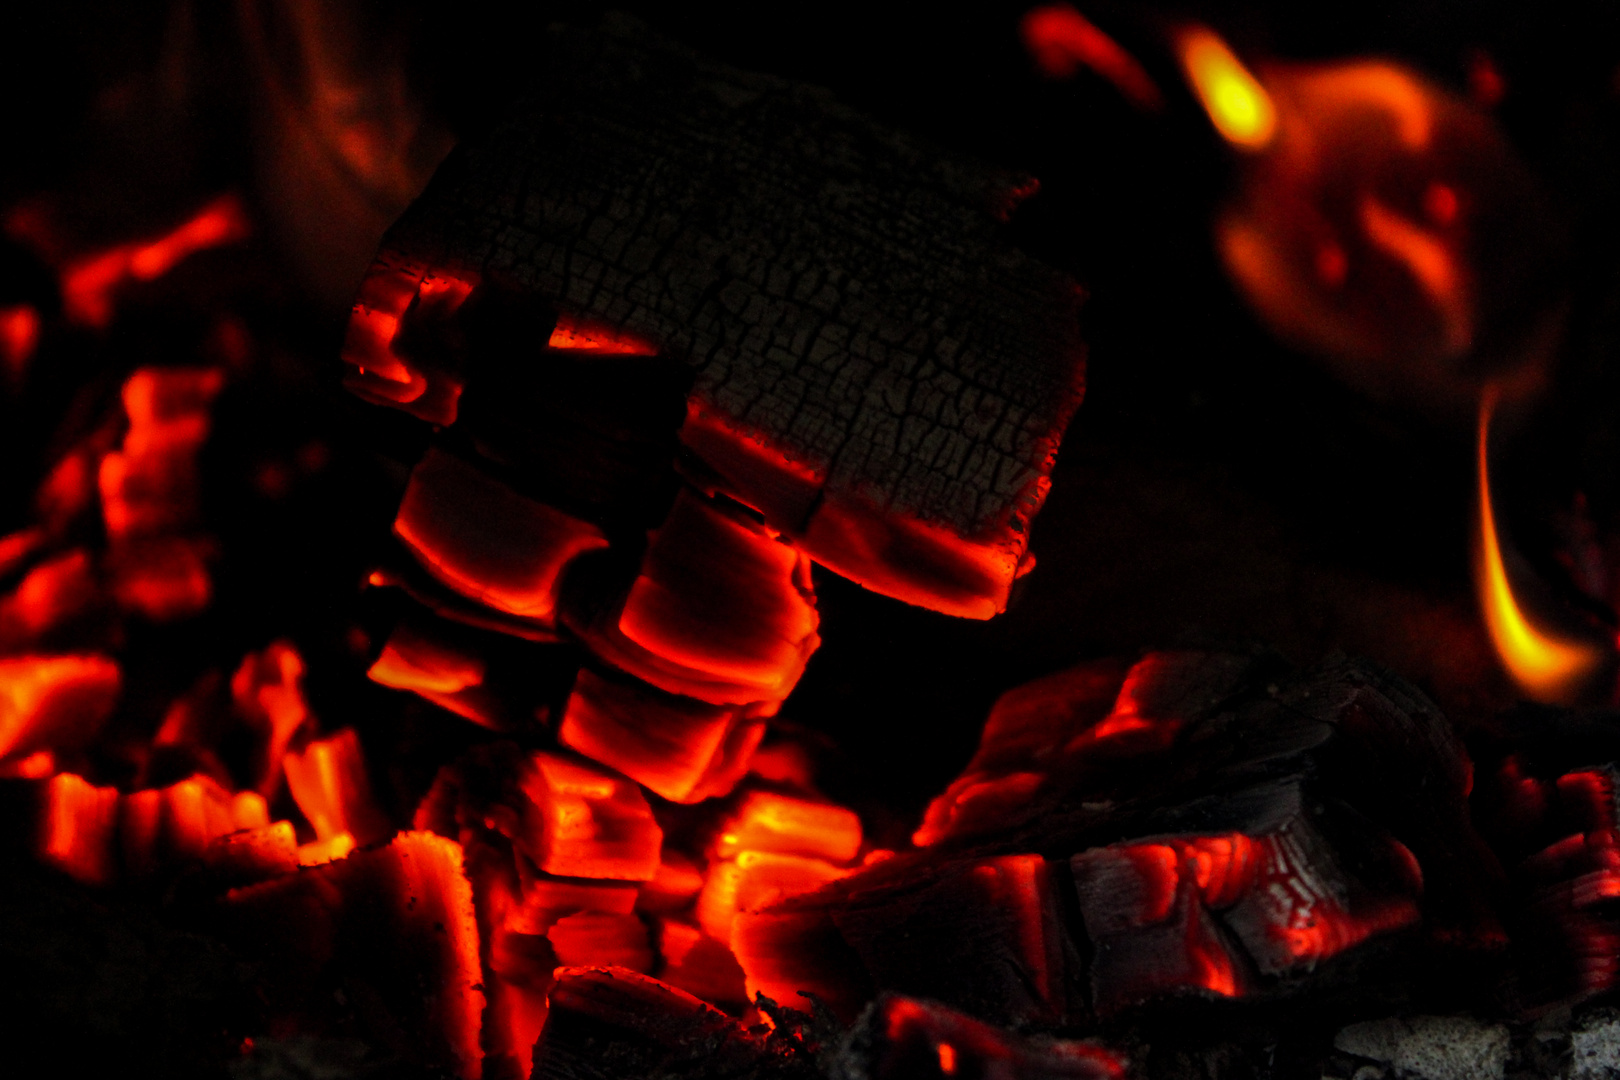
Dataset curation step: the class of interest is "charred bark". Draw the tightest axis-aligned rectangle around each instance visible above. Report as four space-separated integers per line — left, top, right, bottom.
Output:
736 653 1505 1029
345 13 1085 618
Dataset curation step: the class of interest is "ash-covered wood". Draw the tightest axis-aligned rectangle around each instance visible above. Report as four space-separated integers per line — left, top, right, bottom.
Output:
348 13 1085 619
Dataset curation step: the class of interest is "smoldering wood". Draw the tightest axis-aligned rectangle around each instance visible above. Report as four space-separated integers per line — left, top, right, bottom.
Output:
371 13 1085 555
740 653 1506 1029
532 967 821 1080
1471 710 1620 1010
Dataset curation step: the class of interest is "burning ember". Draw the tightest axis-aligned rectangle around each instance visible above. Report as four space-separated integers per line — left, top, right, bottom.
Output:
1474 387 1609 703
1176 27 1277 151
11 5 1620 1079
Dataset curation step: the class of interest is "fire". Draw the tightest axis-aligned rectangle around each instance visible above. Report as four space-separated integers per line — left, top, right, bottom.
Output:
283 728 388 845
60 195 252 328
1192 38 1553 408
1019 4 1163 110
1475 388 1606 703
1176 28 1276 150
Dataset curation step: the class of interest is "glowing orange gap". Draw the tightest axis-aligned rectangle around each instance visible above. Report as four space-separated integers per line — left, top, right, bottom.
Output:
1475 386 1604 702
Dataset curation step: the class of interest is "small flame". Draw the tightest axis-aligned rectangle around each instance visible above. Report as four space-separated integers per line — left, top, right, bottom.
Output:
1177 27 1277 150
1475 387 1605 702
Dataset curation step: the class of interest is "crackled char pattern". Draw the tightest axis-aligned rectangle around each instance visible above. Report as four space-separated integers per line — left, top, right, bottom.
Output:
380 16 1085 538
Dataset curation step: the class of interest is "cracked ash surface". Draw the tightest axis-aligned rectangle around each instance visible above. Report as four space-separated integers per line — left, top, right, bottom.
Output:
380 13 1086 540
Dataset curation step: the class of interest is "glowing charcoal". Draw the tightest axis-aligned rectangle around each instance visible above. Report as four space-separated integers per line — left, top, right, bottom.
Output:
1558 770 1620 833
712 791 863 863
0 549 98 649
224 831 484 1078
0 749 54 778
1181 833 1261 909
573 489 819 706
232 790 272 830
1222 826 1421 972
361 20 1086 630
1019 4 1163 111
558 670 752 803
548 911 654 972
913 772 1044 849
99 367 224 543
916 654 1246 847
365 621 510 729
1488 762 1620 1006
731 904 872 1019
106 536 213 622
1073 819 1422 1013
203 820 300 883
116 774 260 877
687 719 768 803
486 925 556 1079
637 852 706 915
506 873 639 934
0 653 120 763
746 740 817 791
654 919 747 1006
297 832 357 865
394 447 609 624
59 195 250 328
802 482 1048 623
860 994 1128 1080
283 728 390 845
696 850 851 944
535 967 761 1080
734 853 1064 1026
412 740 530 847
0 529 45 580
518 752 662 881
35 448 100 535
230 641 313 796
341 256 475 424
681 396 1069 623
36 772 120 886
1072 841 1245 1010
677 407 825 532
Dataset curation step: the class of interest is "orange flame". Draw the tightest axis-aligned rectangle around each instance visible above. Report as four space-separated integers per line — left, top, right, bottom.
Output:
1177 27 1276 150
1476 388 1606 702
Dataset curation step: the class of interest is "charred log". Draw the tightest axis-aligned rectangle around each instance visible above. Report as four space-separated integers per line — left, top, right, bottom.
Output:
1473 709 1620 1010
735 652 1503 1029
343 14 1086 620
